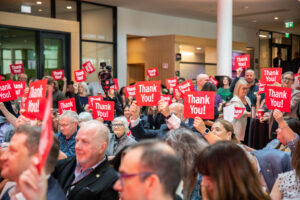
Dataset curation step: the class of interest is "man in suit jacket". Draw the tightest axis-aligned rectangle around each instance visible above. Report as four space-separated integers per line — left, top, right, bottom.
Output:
0 125 66 200
273 52 283 68
52 120 118 200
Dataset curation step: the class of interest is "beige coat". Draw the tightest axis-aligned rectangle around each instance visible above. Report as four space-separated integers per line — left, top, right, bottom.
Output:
229 96 251 141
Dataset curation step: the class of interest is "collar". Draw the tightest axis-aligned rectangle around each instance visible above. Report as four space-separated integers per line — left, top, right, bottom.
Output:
75 156 106 174
60 130 77 141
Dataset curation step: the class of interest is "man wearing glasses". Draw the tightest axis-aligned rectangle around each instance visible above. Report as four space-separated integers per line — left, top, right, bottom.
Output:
53 120 118 200
113 140 181 200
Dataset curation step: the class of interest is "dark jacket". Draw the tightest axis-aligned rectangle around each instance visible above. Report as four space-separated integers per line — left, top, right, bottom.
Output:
52 157 118 200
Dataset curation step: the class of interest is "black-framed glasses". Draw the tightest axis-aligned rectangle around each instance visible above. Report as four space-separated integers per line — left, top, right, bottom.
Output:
117 172 154 186
283 77 294 82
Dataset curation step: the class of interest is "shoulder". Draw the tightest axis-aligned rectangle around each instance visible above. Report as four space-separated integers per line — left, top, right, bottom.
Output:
47 176 67 200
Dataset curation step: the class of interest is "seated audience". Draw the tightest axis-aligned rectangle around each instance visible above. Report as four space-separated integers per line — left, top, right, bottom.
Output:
53 120 118 200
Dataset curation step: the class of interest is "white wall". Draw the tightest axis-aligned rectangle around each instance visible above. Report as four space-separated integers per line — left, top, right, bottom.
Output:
117 7 259 87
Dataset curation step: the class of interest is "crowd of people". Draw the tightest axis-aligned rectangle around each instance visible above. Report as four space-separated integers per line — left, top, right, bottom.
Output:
0 64 299 200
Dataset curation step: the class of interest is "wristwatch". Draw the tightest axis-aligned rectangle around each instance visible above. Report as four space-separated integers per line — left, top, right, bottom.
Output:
202 128 210 135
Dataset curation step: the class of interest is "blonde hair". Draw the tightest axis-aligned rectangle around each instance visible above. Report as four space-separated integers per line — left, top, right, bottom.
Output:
233 78 248 97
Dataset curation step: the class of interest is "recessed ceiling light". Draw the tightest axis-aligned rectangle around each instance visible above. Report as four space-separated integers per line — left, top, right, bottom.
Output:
274 17 279 20
66 6 72 9
244 6 249 9
21 5 31 13
251 20 257 23
196 47 201 50
38 9 43 12
259 34 267 38
36 1 42 5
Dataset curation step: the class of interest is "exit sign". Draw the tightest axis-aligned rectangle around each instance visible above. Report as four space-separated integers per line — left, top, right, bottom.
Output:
285 22 294 28
285 33 290 38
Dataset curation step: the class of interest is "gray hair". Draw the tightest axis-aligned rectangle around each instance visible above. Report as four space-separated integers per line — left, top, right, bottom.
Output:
233 78 248 97
79 82 90 96
80 120 109 145
282 71 295 81
113 116 129 133
164 128 208 199
78 112 93 123
59 110 79 122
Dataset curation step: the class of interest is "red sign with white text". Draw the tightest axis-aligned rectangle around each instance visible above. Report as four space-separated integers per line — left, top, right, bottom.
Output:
88 96 103 108
173 86 183 99
166 77 178 89
160 94 173 105
209 76 219 86
13 81 26 97
21 95 27 110
258 81 266 94
92 101 115 121
58 98 77 115
27 79 47 99
23 98 47 120
112 78 119 91
74 69 86 82
234 107 245 119
0 80 17 102
147 68 159 78
10 63 24 74
125 85 136 98
184 91 215 119
265 86 292 112
51 70 64 80
234 54 250 69
135 81 161 106
178 80 195 96
83 61 96 74
261 68 282 84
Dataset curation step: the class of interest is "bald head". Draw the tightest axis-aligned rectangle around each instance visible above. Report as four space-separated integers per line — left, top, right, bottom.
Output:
169 103 184 120
196 74 209 91
79 120 109 145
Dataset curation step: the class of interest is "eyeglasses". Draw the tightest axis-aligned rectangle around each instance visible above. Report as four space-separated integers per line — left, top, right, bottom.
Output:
117 172 154 186
241 87 248 91
112 123 124 128
283 77 294 82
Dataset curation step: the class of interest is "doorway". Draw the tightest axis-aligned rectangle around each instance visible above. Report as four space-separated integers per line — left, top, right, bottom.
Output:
127 63 145 85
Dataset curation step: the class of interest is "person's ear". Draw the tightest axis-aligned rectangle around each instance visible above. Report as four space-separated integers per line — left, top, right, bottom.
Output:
145 174 160 196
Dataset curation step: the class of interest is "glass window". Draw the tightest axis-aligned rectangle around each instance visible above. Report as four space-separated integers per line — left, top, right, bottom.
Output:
292 35 300 58
272 32 291 45
0 0 51 17
56 0 77 21
0 27 37 79
82 42 113 82
43 38 63 75
81 3 113 42
259 31 270 71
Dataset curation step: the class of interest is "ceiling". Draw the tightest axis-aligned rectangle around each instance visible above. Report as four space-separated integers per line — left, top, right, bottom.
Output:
87 0 300 34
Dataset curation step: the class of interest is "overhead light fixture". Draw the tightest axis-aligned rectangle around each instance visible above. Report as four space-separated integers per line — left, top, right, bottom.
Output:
66 6 72 9
196 47 201 50
251 20 257 23
274 17 279 20
21 5 31 13
244 6 249 9
36 1 42 5
38 9 43 12
259 34 267 38
181 51 194 56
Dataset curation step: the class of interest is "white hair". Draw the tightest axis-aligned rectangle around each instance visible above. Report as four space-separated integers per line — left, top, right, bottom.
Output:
113 116 129 133
59 110 79 122
78 112 93 122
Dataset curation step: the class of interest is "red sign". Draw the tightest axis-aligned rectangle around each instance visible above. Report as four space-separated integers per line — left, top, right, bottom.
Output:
0 75 2 81
166 77 178 89
209 76 219 86
135 81 161 106
178 80 195 96
234 107 245 119
125 85 136 98
10 63 24 74
21 95 27 110
265 85 292 112
74 69 86 82
13 81 26 97
173 86 183 99
51 70 64 80
58 98 77 115
92 101 115 121
234 54 250 69
23 98 47 120
258 81 266 94
160 94 173 105
261 68 282 84
27 79 47 99
83 61 95 74
88 96 103 108
0 80 18 102
112 78 119 91
147 67 159 77
37 85 53 173
184 91 215 119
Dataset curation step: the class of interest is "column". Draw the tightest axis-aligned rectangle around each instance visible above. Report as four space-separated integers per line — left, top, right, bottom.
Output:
217 0 232 77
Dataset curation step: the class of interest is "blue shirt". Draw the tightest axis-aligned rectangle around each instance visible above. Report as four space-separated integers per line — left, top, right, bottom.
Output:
56 131 77 157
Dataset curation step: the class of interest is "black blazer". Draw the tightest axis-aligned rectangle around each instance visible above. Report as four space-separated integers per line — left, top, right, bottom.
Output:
52 156 118 200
